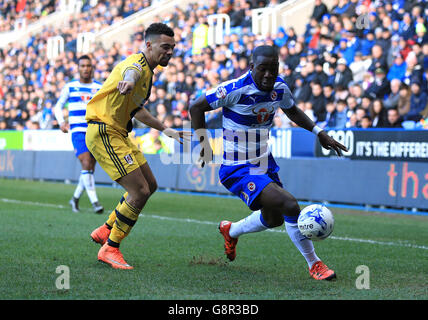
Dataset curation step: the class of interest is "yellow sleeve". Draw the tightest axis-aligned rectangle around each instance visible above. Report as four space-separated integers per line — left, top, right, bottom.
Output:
118 54 147 80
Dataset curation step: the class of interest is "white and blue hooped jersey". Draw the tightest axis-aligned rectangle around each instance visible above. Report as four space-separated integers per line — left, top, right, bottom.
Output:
54 80 102 134
205 71 295 166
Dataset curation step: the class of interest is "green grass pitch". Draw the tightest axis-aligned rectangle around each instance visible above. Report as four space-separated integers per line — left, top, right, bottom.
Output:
0 178 427 300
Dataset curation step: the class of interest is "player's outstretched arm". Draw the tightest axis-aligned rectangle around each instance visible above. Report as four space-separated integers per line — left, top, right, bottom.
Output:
282 105 348 156
189 95 214 167
117 69 141 95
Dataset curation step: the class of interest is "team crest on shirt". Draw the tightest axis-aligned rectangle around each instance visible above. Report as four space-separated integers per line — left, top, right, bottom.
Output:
124 154 134 165
80 93 92 102
251 105 274 124
247 182 256 192
270 90 277 101
215 86 227 99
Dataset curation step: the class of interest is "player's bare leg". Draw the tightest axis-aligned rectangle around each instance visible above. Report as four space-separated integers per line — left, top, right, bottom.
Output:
222 182 335 280
259 183 335 280
97 164 157 270
219 183 292 261
117 163 156 209
138 162 158 196
91 162 157 247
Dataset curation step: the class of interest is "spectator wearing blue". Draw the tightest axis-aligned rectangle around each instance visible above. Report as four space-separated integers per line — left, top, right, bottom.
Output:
322 101 336 128
304 18 319 45
274 27 288 48
333 99 349 129
398 13 415 40
387 53 407 81
405 80 428 121
359 30 376 57
336 38 355 65
331 0 351 15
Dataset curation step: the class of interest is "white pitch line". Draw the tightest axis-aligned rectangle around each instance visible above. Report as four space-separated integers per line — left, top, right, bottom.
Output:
2 198 428 251
144 214 428 251
0 197 67 209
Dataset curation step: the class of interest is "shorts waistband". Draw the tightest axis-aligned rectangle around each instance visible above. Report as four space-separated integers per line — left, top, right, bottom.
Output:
88 121 128 137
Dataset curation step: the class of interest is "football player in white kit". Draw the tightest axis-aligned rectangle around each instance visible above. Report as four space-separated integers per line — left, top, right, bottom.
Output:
54 55 104 214
190 45 347 280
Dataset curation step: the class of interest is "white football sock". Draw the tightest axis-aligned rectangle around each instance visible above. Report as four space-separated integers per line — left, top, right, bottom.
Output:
229 210 269 238
73 174 85 199
81 170 99 204
285 222 320 268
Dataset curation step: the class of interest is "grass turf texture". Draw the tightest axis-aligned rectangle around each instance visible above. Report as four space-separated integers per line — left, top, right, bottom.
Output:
0 178 427 300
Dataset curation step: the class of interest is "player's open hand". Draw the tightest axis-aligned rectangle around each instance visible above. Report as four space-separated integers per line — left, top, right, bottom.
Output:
318 130 348 156
117 80 135 95
162 128 192 144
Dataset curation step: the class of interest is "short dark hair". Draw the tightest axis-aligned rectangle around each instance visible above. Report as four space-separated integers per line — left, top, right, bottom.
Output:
78 55 91 63
251 45 278 63
145 23 174 41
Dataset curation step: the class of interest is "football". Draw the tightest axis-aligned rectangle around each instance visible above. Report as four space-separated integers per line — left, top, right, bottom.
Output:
297 204 335 241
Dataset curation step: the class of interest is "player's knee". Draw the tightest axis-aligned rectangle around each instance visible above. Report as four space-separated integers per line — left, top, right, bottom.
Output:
269 214 284 227
149 181 158 195
140 187 152 200
277 198 300 216
79 154 95 170
280 198 300 217
80 159 92 170
133 185 151 203
261 210 284 228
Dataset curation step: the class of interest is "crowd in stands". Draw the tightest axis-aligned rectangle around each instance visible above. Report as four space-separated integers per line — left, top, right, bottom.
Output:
0 0 427 134
0 0 57 32
273 0 428 130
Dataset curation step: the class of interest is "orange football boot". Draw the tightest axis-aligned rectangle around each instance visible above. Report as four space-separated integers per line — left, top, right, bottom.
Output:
218 221 238 261
309 261 336 280
97 243 133 270
90 224 111 246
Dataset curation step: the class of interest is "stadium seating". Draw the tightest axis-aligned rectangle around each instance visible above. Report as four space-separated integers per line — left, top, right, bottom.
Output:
0 0 427 131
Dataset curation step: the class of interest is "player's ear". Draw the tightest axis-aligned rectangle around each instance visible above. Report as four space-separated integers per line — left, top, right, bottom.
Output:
145 40 152 50
249 62 254 71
